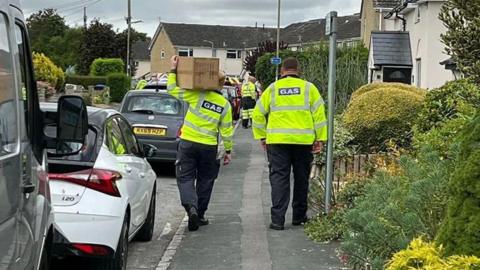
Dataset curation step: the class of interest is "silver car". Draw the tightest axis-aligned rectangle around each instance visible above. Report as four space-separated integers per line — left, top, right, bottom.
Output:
120 89 187 163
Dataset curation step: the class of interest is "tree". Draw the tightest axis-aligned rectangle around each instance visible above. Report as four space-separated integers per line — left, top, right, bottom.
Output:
114 28 147 75
439 0 480 83
77 20 118 75
244 40 288 76
27 9 81 69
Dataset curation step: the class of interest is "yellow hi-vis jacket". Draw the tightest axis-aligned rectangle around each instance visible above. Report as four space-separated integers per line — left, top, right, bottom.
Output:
252 76 327 145
167 73 234 151
241 82 256 98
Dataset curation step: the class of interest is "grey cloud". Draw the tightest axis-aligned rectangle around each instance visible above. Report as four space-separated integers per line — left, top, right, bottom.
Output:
21 0 360 37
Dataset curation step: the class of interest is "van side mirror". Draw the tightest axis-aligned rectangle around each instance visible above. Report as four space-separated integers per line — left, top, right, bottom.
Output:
56 96 88 154
142 143 158 158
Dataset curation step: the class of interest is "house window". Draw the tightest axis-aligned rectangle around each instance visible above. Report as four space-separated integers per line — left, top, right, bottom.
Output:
178 48 193 57
416 59 422 87
161 50 165 59
227 50 242 59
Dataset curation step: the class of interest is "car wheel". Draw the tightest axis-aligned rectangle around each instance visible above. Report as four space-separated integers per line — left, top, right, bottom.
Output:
96 214 129 270
135 188 156 242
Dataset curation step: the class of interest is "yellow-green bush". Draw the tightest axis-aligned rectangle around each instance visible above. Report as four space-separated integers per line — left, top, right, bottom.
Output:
387 237 480 270
343 84 426 151
351 82 425 101
33 52 65 90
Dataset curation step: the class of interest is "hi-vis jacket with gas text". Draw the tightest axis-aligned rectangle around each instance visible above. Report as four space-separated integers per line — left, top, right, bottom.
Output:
167 73 233 151
252 76 327 145
241 82 256 99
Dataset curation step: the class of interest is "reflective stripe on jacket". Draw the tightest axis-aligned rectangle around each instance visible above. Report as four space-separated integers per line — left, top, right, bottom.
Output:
241 82 256 99
252 76 327 145
167 73 234 151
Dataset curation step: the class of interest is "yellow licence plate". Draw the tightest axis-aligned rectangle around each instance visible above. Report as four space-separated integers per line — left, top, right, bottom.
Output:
133 127 166 136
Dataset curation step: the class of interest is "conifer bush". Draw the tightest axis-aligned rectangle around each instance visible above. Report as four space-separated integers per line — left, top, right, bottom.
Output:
436 112 480 257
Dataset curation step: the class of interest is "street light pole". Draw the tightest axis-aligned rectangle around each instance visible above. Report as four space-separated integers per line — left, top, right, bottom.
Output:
126 0 132 76
275 0 281 81
325 11 337 215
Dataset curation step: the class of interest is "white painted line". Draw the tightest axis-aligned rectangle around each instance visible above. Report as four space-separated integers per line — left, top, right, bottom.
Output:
157 222 172 240
156 215 188 270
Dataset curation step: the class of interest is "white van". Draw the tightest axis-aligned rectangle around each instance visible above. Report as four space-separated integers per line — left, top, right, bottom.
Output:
0 1 89 269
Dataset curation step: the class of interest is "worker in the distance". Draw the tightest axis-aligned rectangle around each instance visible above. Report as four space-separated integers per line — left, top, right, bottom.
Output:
252 57 327 230
241 76 257 129
167 55 234 232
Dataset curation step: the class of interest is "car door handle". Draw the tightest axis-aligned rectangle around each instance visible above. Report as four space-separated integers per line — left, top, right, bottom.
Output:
125 166 133 173
139 172 146 178
22 183 36 194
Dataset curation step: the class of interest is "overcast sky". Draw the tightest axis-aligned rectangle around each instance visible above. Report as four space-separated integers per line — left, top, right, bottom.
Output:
21 0 361 37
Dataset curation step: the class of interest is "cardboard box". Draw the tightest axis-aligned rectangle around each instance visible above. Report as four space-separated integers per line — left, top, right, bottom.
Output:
177 57 220 90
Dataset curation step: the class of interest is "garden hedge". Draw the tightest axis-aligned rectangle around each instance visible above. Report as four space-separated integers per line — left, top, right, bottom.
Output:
437 112 480 257
90 58 125 76
66 75 107 89
107 73 131 102
343 83 426 151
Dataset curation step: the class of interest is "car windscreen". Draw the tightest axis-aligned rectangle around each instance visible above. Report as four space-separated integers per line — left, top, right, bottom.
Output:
125 95 182 116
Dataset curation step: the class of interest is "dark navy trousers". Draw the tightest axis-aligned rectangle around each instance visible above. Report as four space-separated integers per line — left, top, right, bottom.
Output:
175 140 220 218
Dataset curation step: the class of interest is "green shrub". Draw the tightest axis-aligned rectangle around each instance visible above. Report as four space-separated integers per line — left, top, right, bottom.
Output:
66 75 107 89
305 210 347 242
343 84 426 151
107 73 131 102
255 50 301 88
351 82 425 101
33 52 65 90
415 79 480 133
341 149 451 269
90 58 124 76
436 112 480 257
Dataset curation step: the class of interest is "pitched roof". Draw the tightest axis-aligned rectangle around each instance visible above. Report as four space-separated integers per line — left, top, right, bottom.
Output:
370 31 412 67
132 39 151 60
159 23 277 49
151 14 361 50
373 0 402 8
281 14 361 45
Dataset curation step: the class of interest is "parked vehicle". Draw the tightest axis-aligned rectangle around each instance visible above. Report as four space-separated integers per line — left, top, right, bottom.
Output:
40 103 157 270
221 85 241 121
0 1 88 269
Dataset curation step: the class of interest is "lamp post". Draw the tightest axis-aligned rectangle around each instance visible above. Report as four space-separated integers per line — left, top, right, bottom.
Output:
126 0 143 76
275 0 281 81
203 40 215 57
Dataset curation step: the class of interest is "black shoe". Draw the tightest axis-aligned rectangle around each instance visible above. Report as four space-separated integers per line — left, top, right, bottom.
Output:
187 208 200 231
199 218 209 226
292 217 309 226
269 223 284 231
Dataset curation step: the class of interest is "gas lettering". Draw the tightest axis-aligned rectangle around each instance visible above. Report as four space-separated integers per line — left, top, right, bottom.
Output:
278 87 301 96
202 101 224 114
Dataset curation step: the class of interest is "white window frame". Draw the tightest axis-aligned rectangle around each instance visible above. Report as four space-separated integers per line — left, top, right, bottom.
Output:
178 48 193 57
161 50 165 59
226 49 242 59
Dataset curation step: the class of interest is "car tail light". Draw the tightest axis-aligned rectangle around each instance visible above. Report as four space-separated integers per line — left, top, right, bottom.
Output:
72 243 112 256
48 169 122 197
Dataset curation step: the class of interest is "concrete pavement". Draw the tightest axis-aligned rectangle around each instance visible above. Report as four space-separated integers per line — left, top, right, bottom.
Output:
168 128 344 270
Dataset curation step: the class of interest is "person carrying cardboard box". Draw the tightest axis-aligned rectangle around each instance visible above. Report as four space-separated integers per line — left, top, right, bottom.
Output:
167 55 234 232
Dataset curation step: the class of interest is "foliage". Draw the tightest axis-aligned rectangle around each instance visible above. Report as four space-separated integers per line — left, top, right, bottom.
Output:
32 52 65 90
27 9 82 69
351 82 425 101
415 79 480 133
439 0 480 83
387 237 480 270
65 75 107 89
343 84 426 152
436 112 480 257
255 44 369 113
305 210 347 243
107 73 131 102
341 149 451 269
115 28 148 76
78 20 118 75
90 58 125 76
244 40 288 76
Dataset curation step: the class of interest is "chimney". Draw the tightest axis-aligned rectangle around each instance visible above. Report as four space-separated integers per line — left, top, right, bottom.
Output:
255 22 257 28
262 24 265 30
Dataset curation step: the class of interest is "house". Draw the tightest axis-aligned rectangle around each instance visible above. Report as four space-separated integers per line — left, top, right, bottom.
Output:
149 15 361 77
384 0 455 89
132 39 151 79
360 0 401 48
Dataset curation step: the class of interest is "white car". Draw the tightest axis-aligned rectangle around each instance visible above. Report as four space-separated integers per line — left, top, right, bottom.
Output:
41 103 157 270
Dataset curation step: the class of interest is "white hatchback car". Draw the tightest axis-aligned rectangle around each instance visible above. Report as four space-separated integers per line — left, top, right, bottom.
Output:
41 103 157 270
